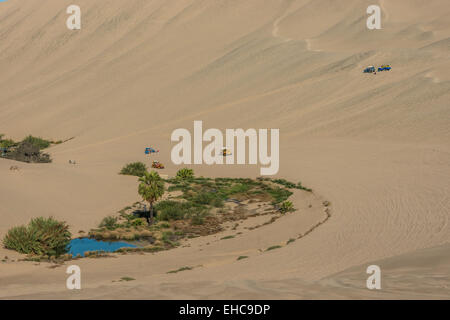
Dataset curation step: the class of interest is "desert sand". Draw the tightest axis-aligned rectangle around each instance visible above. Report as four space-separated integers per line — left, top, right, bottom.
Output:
0 0 449 299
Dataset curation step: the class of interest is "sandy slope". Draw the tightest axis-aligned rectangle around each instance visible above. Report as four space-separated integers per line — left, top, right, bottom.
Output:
0 0 449 299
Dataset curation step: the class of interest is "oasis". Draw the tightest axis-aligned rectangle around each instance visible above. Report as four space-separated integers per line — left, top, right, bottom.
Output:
171 121 279 175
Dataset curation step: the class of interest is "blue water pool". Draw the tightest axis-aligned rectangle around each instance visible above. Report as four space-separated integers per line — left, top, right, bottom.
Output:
67 238 137 257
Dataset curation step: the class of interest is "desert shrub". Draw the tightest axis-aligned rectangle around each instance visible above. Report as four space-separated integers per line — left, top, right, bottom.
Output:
161 231 173 241
21 135 51 149
279 201 294 213
272 178 297 188
120 162 147 177
227 183 250 195
159 222 171 229
176 168 194 180
120 276 135 282
6 141 51 163
168 182 191 192
155 200 193 221
210 197 224 208
296 182 312 192
191 191 225 207
0 138 15 149
266 187 293 204
129 218 145 227
99 216 118 230
190 208 209 225
221 235 235 240
192 192 215 205
3 217 71 257
167 266 193 274
271 178 312 192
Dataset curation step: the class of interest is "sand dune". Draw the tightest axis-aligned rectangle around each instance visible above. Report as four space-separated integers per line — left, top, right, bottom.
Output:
0 0 449 299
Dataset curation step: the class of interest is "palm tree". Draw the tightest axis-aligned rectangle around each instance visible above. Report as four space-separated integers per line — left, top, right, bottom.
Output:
138 171 165 225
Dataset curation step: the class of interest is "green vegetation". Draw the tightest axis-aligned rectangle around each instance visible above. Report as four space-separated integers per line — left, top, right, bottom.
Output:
266 245 282 251
153 200 210 226
120 276 135 281
0 134 54 163
0 134 70 163
120 162 148 177
21 135 52 149
259 177 312 192
237 256 248 261
279 201 294 213
286 238 295 245
190 208 209 225
166 176 295 205
138 171 165 224
159 222 170 229
0 138 15 149
266 187 293 204
5 141 51 163
99 216 118 230
176 168 194 180
155 200 192 221
88 171 306 258
167 266 193 274
84 250 111 258
3 217 71 257
221 235 235 240
117 211 146 228
0 134 53 150
116 246 165 254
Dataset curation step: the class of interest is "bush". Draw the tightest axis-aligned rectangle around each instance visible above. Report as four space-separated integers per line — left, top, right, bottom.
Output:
3 217 71 257
191 192 224 207
0 138 15 149
167 266 193 274
6 141 51 163
190 208 209 225
99 216 118 230
272 179 297 189
120 162 147 177
296 182 312 192
192 192 215 205
155 201 192 221
210 197 224 208
271 178 312 192
159 222 170 229
227 183 250 195
279 201 294 213
129 218 145 227
176 168 194 180
266 187 293 204
21 135 51 149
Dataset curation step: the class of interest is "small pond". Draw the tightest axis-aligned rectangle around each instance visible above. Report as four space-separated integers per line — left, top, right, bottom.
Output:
67 238 137 257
